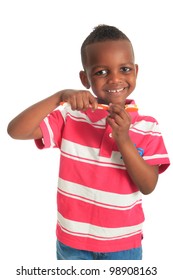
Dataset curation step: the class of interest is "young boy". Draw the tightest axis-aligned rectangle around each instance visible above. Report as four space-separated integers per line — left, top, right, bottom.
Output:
7 24 170 260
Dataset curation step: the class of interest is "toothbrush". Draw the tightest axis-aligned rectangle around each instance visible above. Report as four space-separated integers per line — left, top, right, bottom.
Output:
59 102 138 112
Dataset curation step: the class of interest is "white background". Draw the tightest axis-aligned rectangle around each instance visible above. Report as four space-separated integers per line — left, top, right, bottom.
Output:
1 0 173 278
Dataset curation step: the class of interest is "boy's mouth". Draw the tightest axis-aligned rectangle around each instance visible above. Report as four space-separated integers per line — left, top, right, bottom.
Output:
107 88 125 93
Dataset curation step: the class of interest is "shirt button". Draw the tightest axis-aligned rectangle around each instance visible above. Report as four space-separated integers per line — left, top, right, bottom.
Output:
109 133 112 138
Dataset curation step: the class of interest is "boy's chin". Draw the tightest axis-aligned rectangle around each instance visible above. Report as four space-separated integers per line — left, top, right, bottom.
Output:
97 98 108 105
98 98 125 106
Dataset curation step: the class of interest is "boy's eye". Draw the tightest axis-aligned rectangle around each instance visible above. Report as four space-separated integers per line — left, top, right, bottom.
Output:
120 67 131 72
95 69 108 76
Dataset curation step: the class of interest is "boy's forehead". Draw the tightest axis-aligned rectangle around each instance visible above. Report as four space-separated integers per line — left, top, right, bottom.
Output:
84 40 134 66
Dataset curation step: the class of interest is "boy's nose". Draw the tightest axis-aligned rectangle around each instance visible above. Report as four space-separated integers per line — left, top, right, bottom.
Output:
107 72 123 84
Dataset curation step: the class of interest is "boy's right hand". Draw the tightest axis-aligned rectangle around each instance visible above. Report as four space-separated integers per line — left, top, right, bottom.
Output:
60 89 98 111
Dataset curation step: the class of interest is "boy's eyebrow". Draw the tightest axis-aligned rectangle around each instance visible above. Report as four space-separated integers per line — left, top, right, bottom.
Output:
91 62 135 71
91 65 108 71
119 62 135 66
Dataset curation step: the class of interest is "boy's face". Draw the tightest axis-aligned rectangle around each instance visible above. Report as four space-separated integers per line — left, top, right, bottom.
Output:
80 40 138 105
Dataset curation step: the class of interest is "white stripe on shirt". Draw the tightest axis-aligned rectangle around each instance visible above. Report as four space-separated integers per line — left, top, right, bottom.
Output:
58 178 142 210
131 120 161 136
57 213 143 240
44 118 55 147
61 139 125 168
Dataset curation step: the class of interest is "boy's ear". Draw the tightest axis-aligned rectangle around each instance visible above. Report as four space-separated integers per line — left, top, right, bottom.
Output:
79 70 90 89
135 64 139 77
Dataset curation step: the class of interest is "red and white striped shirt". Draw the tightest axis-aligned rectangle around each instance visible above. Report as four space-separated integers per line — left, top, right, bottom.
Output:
35 100 170 252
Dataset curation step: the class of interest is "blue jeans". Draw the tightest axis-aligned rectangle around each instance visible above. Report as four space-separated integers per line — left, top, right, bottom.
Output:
56 240 142 260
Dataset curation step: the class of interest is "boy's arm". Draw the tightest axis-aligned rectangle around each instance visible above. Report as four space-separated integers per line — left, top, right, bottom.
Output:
7 92 61 140
107 104 159 195
7 89 97 140
116 139 159 195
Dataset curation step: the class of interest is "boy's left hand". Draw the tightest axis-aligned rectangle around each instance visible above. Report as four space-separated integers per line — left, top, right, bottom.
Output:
107 104 131 143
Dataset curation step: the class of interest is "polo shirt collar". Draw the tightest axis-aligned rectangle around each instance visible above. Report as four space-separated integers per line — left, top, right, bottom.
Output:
83 107 108 122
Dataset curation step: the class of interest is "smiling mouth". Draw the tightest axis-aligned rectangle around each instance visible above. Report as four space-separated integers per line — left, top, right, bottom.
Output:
107 88 125 93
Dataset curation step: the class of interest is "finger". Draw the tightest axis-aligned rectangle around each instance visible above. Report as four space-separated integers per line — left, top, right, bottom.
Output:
109 105 130 121
70 91 88 110
68 94 78 110
108 114 123 128
88 95 98 110
75 91 92 111
81 93 91 110
108 104 125 114
107 116 119 129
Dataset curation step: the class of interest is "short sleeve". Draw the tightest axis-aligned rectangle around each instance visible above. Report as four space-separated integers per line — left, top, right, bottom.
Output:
142 120 170 174
35 109 64 149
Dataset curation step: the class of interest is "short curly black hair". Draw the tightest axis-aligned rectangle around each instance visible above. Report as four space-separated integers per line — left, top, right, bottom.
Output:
81 24 132 68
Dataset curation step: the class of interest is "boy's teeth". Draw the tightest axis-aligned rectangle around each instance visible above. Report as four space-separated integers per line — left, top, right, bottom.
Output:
117 88 124 92
108 88 124 93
